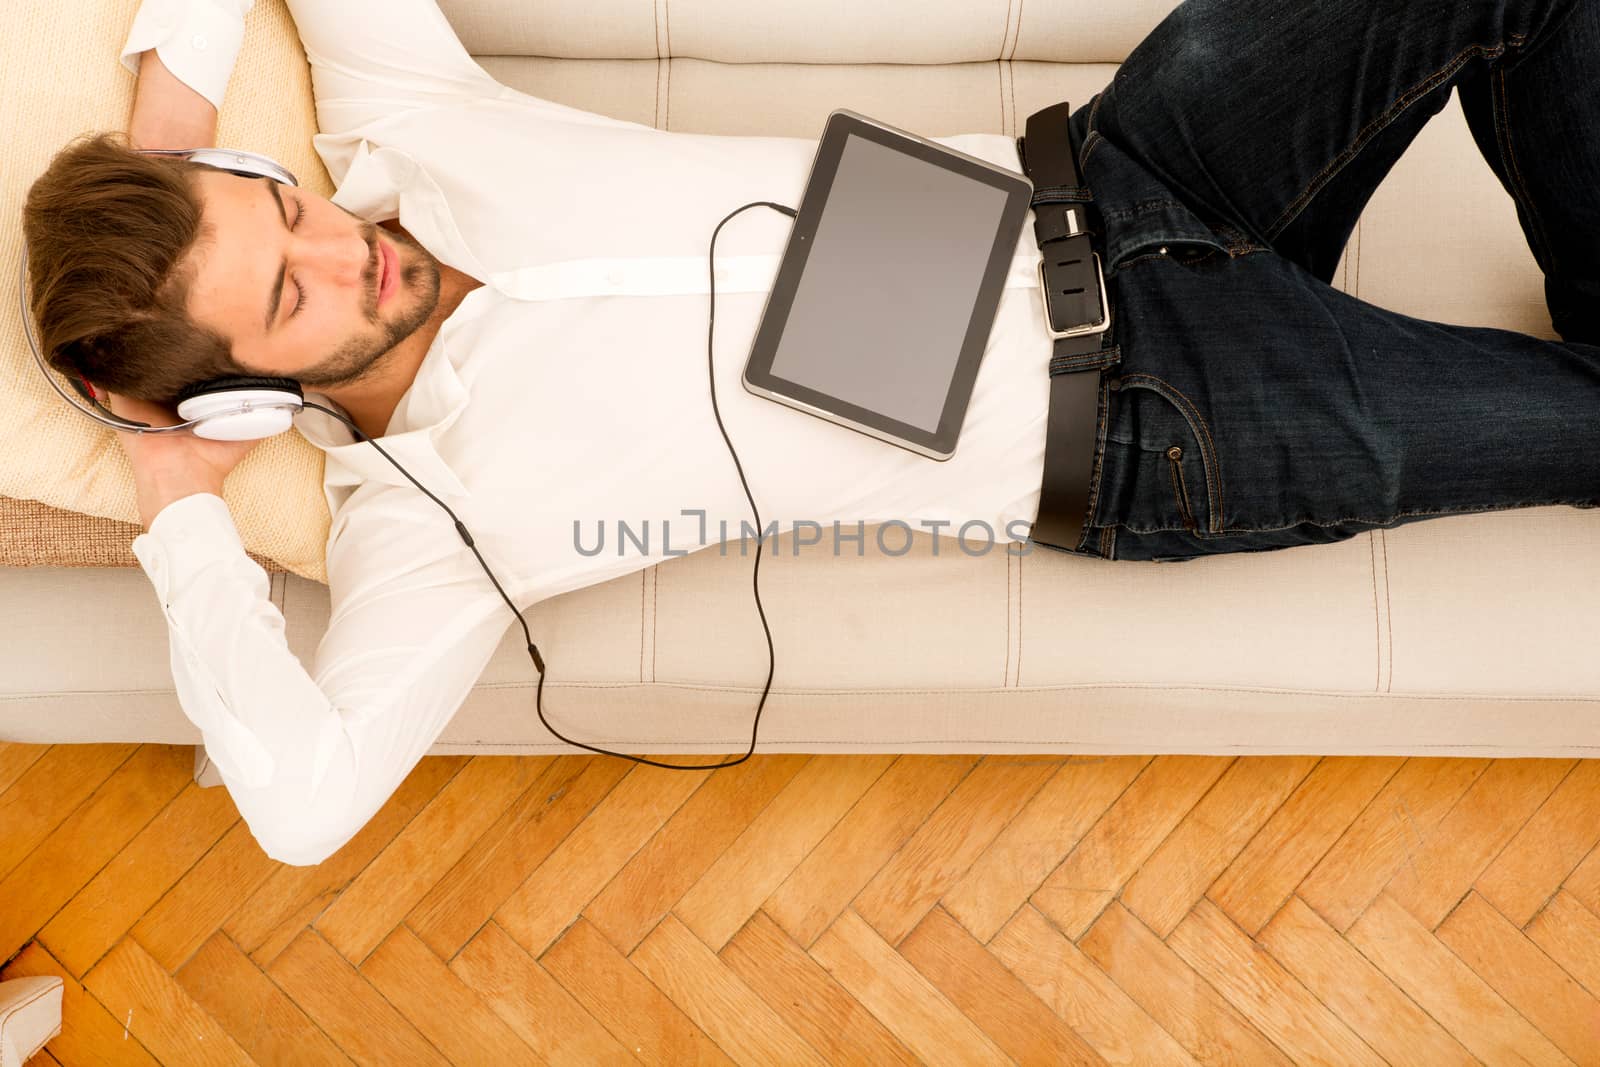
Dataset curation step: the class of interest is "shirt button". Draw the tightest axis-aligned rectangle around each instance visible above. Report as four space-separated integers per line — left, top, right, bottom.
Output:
191 33 208 50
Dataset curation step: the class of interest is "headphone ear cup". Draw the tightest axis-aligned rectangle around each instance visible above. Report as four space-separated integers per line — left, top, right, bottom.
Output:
175 376 305 441
176 375 305 405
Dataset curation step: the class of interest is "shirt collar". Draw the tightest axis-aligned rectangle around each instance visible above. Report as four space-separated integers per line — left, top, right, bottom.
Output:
292 141 490 500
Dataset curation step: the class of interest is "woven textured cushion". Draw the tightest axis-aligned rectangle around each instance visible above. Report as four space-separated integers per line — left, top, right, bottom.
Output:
0 494 288 574
2 0 332 581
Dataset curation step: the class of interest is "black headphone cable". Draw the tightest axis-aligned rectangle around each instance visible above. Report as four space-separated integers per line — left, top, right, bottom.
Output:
303 198 799 771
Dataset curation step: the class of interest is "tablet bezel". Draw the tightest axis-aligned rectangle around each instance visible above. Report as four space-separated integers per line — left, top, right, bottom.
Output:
742 108 1034 461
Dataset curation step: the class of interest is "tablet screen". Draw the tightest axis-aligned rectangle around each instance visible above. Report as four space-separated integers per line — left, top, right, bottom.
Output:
765 132 1012 434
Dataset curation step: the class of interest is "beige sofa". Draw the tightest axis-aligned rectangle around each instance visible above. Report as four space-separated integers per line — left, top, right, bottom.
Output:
3 0 1599 764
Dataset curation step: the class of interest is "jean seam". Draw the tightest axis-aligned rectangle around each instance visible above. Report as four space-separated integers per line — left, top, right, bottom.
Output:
1180 496 1599 536
1081 92 1106 169
1491 62 1556 277
1265 40 1508 242
1077 372 1115 553
1116 374 1226 532
1099 196 1192 219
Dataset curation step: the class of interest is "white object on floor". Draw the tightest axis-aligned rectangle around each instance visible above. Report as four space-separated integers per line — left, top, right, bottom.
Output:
0 976 64 1067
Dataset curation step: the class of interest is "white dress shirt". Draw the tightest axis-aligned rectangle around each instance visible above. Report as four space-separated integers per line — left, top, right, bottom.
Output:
124 0 1055 864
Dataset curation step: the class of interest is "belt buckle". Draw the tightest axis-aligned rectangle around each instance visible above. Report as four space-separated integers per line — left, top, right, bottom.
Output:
1036 252 1111 341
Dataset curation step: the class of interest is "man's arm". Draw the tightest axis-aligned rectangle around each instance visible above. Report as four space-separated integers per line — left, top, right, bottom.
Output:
132 491 514 866
119 0 500 149
127 49 217 150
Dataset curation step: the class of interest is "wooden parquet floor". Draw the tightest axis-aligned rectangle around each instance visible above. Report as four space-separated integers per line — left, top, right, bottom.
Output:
4 746 1600 1065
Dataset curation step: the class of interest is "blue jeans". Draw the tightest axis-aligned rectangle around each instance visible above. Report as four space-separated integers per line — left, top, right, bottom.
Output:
1055 0 1600 562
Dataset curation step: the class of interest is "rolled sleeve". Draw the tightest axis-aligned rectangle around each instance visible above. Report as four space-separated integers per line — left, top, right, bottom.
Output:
120 0 254 113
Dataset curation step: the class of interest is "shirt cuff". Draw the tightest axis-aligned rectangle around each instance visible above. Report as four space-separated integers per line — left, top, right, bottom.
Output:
131 491 246 601
120 0 255 114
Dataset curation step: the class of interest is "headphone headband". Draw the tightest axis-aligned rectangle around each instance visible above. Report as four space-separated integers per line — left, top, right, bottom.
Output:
19 146 305 440
138 146 300 188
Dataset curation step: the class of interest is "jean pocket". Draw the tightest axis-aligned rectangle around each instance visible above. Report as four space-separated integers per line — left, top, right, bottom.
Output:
1101 375 1223 536
1110 236 1232 275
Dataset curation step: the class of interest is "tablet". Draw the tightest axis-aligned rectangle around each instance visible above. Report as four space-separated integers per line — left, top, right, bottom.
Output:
742 108 1034 460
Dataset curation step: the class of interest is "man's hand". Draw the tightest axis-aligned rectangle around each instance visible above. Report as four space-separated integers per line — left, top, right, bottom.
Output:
106 393 261 530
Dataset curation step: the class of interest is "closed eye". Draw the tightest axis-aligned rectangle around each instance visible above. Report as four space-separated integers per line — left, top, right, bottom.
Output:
288 198 306 317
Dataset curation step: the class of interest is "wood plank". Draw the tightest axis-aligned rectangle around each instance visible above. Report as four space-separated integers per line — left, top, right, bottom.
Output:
173 932 352 1066
629 913 830 1067
1121 757 1316 937
0 744 134 881
673 755 895 952
0 745 191 967
989 905 1200 1066
541 917 734 1067
942 756 1149 945
1435 891 1600 1067
1207 756 1403 935
1385 758 1573 930
41 781 238 976
1475 760 1600 926
224 755 464 967
0 942 161 1067
1566 842 1600 919
764 755 978 949
807 909 1010 1067
1297 757 1487 932
1347 892 1571 1067
450 921 641 1066
898 906 1106 1065
853 755 1063 945
493 759 710 958
0 742 49 802
1527 892 1600 1000
1257 896 1474 1066
81 937 252 1066
407 755 629 959
132 820 280 972
584 754 809 954
265 928 448 1066
315 755 545 964
719 910 921 1067
1078 903 1291 1067
1167 899 1384 1067
0 748 46 812
1033 756 1232 939
360 925 547 1065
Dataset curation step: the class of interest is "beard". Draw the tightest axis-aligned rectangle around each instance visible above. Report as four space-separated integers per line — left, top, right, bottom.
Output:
291 219 442 390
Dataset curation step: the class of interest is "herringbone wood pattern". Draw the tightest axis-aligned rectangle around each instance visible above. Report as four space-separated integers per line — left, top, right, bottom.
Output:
4 745 1600 1065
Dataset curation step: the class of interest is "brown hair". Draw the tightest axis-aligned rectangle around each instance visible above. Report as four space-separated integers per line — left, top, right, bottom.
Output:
21 131 258 408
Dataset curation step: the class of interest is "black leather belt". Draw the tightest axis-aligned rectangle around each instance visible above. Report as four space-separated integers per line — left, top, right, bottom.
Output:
1016 100 1114 553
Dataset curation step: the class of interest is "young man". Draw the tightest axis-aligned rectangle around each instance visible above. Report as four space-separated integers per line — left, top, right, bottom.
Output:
22 0 1599 864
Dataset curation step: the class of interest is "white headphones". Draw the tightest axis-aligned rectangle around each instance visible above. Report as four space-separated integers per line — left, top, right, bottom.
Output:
18 147 309 441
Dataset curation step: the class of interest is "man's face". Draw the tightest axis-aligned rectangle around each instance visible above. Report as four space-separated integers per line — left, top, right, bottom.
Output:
182 169 441 390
